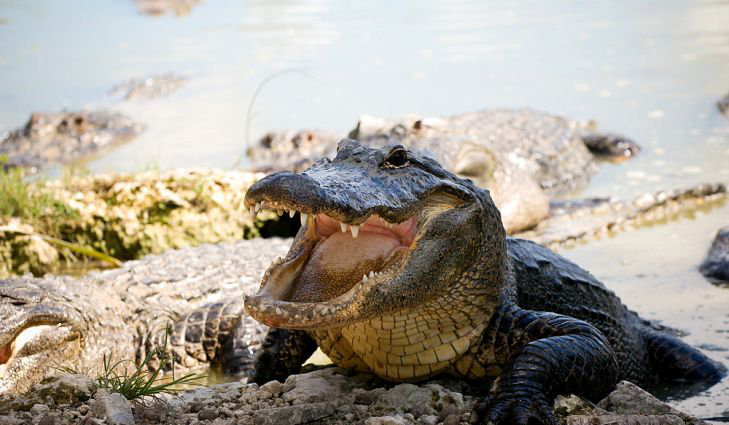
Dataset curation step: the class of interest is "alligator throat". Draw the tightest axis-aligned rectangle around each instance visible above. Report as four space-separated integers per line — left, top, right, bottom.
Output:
284 214 414 303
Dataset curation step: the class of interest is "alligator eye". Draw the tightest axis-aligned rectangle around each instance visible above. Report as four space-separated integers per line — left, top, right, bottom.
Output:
382 146 409 168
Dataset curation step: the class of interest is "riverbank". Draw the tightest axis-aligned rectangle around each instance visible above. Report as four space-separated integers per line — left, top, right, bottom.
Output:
0 369 708 425
0 169 279 278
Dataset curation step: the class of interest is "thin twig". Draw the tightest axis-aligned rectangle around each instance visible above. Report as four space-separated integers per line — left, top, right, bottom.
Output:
234 68 314 168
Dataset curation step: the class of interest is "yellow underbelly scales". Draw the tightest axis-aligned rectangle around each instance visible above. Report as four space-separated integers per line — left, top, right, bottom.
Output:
310 296 498 381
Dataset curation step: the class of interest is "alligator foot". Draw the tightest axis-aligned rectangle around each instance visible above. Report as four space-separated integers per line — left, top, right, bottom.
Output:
581 132 640 159
471 392 557 425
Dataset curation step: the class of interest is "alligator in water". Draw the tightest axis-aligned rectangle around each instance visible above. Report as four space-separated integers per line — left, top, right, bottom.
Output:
0 111 142 170
247 108 641 232
0 141 724 424
242 140 723 424
719 92 729 116
133 0 202 16
109 72 187 100
700 226 729 285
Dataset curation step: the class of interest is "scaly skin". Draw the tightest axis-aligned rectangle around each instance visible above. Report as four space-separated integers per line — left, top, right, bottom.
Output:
244 139 724 425
0 110 142 170
0 239 289 395
247 108 640 232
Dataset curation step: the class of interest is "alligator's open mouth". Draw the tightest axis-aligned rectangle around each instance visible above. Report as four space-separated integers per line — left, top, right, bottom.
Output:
0 322 79 381
243 192 467 330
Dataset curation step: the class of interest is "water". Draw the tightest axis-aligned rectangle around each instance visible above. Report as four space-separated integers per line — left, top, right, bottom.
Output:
2 0 729 419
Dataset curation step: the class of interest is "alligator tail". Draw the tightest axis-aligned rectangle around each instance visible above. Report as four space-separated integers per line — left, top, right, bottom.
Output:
640 326 726 383
519 183 727 248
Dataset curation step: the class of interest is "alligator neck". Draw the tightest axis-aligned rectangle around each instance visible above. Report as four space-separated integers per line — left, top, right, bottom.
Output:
313 243 507 381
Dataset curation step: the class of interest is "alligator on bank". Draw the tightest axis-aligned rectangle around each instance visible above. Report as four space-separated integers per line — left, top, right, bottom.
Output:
2 140 722 424
242 140 723 424
700 226 729 285
247 108 641 232
0 111 142 170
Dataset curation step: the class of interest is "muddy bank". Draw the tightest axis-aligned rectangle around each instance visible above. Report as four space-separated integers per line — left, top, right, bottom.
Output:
0 369 708 425
0 169 281 278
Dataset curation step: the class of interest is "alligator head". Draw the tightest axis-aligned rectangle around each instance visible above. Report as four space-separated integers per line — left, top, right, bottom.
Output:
244 139 507 330
0 277 86 394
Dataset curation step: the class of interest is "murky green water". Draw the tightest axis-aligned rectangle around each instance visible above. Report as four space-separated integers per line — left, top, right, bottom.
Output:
2 0 729 420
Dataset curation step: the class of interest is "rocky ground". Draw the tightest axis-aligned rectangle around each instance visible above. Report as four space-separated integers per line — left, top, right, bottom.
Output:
0 169 282 278
0 368 709 425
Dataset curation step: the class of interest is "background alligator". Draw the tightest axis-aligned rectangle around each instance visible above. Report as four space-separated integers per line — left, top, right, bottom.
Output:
719 92 729 116
109 72 187 100
133 0 202 16
247 108 640 232
700 226 729 285
243 140 723 424
0 111 142 170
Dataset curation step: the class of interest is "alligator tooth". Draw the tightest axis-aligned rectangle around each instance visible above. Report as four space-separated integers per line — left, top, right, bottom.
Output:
340 222 347 233
289 210 295 218
351 225 359 238
276 209 283 216
255 202 261 212
300 213 308 225
249 206 256 218
362 274 368 282
275 308 283 315
368 271 374 278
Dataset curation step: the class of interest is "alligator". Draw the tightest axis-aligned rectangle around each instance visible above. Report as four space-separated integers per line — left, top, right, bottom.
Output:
243 139 724 424
247 108 640 232
0 238 290 395
133 0 202 16
0 111 142 170
109 72 187 100
700 226 729 285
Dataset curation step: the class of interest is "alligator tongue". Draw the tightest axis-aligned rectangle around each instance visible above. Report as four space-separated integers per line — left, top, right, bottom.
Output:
284 231 400 303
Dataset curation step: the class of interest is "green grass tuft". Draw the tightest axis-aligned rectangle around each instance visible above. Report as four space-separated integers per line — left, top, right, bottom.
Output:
62 328 204 401
0 164 78 229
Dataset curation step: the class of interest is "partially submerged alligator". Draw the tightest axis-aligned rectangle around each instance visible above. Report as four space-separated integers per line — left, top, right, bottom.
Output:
243 140 723 424
0 111 142 170
700 226 729 285
133 0 202 16
719 92 729 116
248 108 640 232
109 72 187 100
0 141 723 424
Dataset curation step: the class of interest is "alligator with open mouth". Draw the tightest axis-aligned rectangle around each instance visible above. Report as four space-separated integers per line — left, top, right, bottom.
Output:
1 140 724 424
242 140 723 424
248 108 641 233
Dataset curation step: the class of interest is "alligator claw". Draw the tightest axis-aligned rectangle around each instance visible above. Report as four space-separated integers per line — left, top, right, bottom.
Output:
470 392 557 425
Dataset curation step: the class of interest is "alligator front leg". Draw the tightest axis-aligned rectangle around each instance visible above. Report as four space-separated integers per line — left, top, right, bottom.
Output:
251 328 318 384
471 308 620 425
